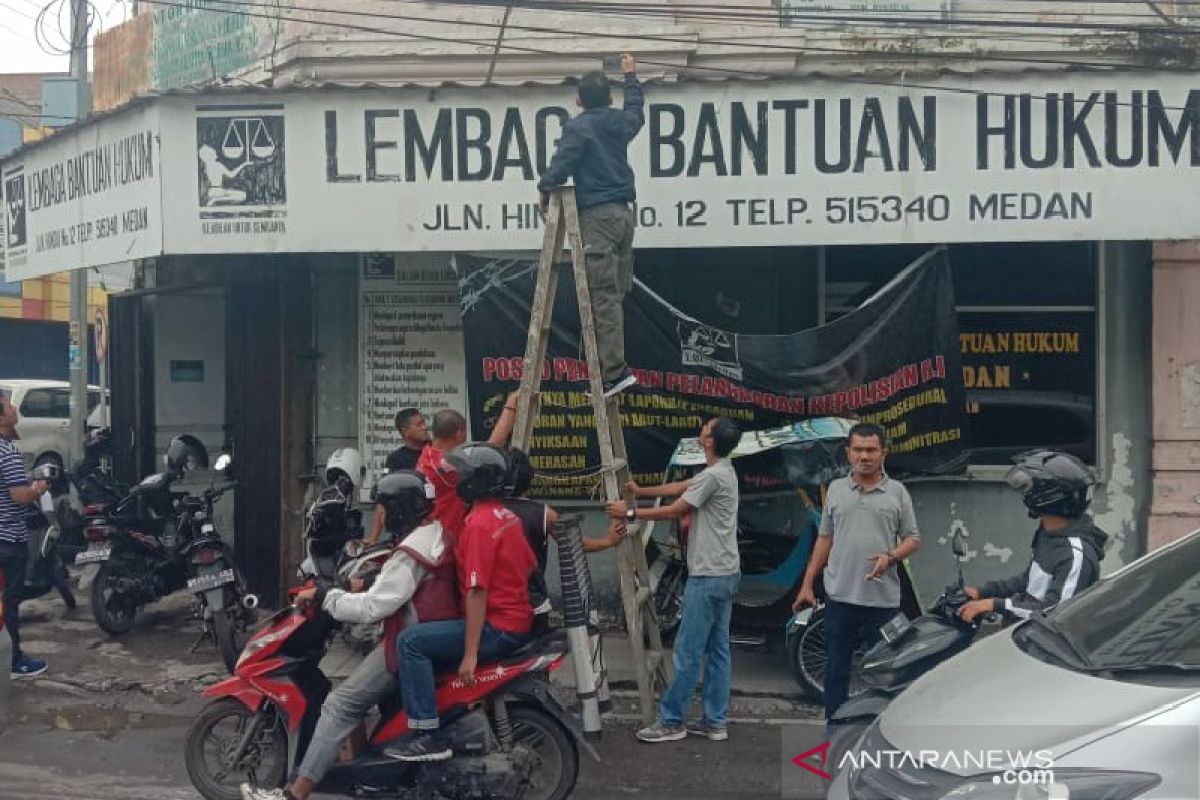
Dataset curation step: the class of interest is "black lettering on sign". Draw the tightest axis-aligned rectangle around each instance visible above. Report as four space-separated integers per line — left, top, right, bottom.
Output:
455 108 493 181
687 103 727 177
1148 90 1200 167
325 110 362 183
404 109 453 181
771 99 809 176
493 108 534 181
731 101 769 176
534 107 570 175
650 104 686 178
1105 90 1143 168
1019 94 1059 169
815 99 852 174
1062 93 1101 168
365 109 401 182
977 95 1016 170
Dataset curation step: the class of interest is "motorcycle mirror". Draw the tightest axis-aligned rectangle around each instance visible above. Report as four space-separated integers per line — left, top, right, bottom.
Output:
951 531 968 559
32 463 59 482
214 453 233 473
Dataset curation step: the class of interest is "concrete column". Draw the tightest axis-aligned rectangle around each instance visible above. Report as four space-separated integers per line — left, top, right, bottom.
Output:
1150 240 1200 549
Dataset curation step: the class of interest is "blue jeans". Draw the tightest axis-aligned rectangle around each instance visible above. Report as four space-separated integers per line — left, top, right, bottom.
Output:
396 619 529 731
823 599 899 721
659 573 739 728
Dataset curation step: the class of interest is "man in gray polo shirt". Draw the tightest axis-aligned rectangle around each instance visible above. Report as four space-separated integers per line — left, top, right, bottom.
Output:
793 422 920 721
608 416 741 744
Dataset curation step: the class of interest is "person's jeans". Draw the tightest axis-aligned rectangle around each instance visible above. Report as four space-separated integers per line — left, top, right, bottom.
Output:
0 542 27 663
823 599 900 721
659 573 739 728
580 203 636 382
396 619 530 731
295 645 394 784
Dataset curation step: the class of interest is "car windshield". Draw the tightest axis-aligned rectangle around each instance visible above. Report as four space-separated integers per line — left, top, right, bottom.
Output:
1036 533 1200 670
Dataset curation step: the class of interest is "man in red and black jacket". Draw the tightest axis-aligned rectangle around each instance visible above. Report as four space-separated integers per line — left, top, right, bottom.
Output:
385 443 537 763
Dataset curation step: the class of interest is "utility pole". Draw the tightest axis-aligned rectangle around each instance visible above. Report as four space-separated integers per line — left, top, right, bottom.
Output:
67 0 90 465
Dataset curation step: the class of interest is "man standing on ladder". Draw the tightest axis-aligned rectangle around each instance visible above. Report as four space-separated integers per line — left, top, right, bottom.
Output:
538 52 645 398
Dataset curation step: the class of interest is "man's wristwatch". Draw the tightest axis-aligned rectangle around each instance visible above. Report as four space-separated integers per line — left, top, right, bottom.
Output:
625 507 637 522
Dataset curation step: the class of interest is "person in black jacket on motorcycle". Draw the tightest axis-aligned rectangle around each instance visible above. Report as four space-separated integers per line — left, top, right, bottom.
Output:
241 470 454 800
958 450 1108 624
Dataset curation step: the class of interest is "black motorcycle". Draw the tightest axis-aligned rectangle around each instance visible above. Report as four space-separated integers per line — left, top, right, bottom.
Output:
89 437 258 672
22 463 74 605
54 427 126 564
827 531 986 770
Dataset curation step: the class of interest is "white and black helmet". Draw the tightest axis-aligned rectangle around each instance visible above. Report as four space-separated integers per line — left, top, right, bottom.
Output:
325 448 365 492
1005 449 1095 519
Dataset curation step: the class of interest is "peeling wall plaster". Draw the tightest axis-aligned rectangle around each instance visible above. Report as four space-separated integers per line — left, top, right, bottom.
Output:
1092 431 1137 570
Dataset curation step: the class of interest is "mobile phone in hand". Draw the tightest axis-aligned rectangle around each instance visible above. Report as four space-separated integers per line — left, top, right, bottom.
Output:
602 55 622 72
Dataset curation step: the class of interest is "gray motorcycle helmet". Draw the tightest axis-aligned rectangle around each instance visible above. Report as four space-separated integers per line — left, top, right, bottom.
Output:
1005 449 1095 519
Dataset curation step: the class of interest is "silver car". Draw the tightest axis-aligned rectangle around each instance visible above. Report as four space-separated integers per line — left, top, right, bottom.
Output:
829 529 1200 800
0 599 10 734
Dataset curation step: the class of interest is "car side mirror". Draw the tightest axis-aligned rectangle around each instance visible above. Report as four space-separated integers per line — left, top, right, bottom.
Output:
32 463 59 483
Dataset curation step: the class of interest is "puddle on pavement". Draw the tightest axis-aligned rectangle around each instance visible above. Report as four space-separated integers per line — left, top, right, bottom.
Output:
40 705 182 737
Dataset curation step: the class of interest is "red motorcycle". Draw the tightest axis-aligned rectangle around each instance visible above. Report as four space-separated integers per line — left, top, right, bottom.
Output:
184 597 594 800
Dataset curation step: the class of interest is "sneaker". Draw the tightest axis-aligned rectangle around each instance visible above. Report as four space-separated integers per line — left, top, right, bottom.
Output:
11 655 47 679
383 730 453 762
636 720 687 743
602 370 638 398
240 785 287 800
686 719 729 741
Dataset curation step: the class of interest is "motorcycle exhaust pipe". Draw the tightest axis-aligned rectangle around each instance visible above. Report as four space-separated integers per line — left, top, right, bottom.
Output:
241 594 259 610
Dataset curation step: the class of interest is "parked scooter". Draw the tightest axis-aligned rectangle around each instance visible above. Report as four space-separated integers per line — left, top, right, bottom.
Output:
54 427 125 564
295 448 393 654
185 593 593 800
87 436 258 672
21 463 75 606
825 531 989 771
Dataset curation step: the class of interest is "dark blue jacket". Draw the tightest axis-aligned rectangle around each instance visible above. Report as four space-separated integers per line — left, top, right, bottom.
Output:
538 74 645 211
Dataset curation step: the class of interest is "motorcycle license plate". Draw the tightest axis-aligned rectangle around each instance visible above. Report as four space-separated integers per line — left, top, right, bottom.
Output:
187 568 235 592
877 612 912 644
74 546 111 565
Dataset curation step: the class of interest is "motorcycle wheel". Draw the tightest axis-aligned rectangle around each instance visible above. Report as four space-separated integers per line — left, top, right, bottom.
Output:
510 705 578 800
90 561 140 635
185 699 288 800
211 604 239 674
790 608 867 703
652 560 686 647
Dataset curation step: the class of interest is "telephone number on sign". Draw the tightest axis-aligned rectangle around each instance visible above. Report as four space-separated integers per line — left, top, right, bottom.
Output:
825 195 950 225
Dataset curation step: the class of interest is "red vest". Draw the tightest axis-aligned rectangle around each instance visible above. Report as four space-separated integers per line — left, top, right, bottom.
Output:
381 543 460 673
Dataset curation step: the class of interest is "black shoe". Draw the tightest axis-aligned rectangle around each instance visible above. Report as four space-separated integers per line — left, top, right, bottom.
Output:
602 370 638 398
383 730 452 762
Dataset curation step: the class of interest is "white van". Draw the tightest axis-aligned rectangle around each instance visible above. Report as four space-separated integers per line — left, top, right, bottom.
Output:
0 380 106 471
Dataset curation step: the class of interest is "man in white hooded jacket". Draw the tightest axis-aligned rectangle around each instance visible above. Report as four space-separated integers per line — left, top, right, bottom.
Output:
243 470 456 800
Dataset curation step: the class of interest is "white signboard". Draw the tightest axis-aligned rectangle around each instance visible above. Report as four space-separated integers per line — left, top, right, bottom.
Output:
3 104 163 280
358 253 469 493
156 74 1200 253
10 72 1200 278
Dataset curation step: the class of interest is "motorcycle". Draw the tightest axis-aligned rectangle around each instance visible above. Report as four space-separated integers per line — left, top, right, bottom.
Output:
296 466 393 655
826 530 989 771
21 463 74 604
87 437 258 672
184 593 594 800
62 428 127 584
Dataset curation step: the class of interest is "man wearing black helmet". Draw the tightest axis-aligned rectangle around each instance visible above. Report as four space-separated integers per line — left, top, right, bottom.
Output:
958 449 1109 625
385 442 537 763
242 469 456 800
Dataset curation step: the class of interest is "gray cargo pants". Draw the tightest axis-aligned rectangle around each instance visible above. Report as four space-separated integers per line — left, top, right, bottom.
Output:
580 202 636 382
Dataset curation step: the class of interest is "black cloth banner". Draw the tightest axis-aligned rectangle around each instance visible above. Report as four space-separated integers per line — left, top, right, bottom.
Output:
460 247 968 500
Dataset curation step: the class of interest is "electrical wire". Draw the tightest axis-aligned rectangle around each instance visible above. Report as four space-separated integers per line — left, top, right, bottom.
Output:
183 0 1154 74
128 0 1200 112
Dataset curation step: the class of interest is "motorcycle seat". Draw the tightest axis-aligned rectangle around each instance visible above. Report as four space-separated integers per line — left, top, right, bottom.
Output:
495 630 569 665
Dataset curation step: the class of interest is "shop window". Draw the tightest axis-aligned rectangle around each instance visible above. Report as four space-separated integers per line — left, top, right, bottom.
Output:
635 242 1097 467
825 242 1097 465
